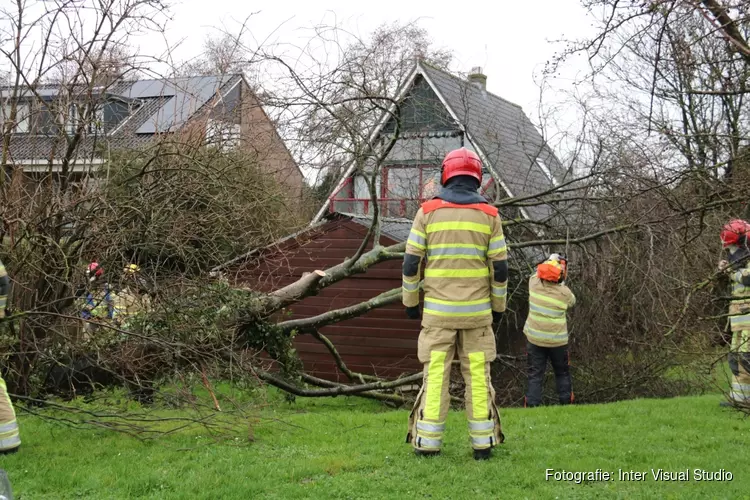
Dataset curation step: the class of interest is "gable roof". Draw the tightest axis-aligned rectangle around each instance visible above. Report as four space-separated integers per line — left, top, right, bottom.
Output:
3 74 243 164
419 63 567 202
312 61 569 223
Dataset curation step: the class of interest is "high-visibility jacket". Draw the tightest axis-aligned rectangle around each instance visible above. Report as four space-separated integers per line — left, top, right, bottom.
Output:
112 287 151 329
0 376 20 452
80 284 114 321
403 199 508 329
0 260 20 453
728 260 750 338
726 253 750 403
523 275 576 348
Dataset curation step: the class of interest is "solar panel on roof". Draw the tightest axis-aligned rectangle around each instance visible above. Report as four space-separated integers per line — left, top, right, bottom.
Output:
121 79 174 99
134 75 234 133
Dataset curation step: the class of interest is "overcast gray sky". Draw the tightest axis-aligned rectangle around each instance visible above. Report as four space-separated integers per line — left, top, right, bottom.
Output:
144 0 597 115
1 0 601 167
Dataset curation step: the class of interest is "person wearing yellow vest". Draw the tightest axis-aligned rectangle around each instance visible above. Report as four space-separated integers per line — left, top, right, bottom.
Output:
112 263 159 404
112 264 151 331
718 219 750 408
523 253 576 408
403 147 507 461
0 258 21 454
78 262 115 339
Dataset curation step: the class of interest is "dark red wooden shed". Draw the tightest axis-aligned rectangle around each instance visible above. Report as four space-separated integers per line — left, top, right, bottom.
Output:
218 212 421 381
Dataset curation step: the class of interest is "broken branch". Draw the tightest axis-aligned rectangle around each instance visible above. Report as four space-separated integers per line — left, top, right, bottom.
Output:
277 287 403 334
255 369 423 397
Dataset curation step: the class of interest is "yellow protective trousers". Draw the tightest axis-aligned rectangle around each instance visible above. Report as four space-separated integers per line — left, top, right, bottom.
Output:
0 376 20 452
407 325 504 451
729 329 750 406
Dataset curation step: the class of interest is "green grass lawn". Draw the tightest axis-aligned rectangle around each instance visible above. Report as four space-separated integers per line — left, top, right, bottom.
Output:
2 391 749 499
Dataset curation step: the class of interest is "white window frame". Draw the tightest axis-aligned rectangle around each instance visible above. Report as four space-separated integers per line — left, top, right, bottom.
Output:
66 103 104 134
16 104 29 133
2 103 30 133
66 103 78 134
206 118 241 151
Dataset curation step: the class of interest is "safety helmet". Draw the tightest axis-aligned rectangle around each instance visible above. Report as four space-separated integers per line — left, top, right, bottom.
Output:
440 147 482 186
123 263 140 275
537 253 568 283
720 219 750 248
86 262 103 282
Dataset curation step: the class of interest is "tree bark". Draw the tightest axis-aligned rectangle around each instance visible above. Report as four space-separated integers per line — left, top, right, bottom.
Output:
255 369 423 397
699 0 750 64
299 373 405 404
260 242 406 314
277 287 404 334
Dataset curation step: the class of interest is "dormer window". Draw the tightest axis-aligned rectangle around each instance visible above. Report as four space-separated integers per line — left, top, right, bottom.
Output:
65 103 104 134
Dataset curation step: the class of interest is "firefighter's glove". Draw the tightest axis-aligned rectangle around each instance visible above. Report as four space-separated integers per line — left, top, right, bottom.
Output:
405 306 420 320
492 311 503 325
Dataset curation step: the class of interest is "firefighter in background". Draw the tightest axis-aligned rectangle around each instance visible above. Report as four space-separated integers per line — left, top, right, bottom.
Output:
403 147 507 461
112 264 151 331
718 219 750 407
79 262 115 337
0 258 21 454
523 253 576 408
112 264 158 404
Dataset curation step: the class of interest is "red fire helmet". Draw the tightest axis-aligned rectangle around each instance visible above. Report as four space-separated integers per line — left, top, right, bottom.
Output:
720 219 750 248
86 261 103 278
441 147 482 185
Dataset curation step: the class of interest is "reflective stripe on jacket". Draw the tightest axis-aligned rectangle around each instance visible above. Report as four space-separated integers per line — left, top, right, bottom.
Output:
0 376 20 452
729 261 750 341
80 285 114 320
112 288 151 328
403 201 508 329
523 275 576 347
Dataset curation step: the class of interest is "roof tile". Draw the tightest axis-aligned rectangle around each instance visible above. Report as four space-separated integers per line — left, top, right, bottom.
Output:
419 63 568 220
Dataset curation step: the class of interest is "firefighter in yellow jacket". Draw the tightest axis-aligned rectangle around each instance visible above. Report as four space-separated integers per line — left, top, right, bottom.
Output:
0 258 21 454
718 219 750 407
403 147 507 461
523 253 576 408
112 264 151 331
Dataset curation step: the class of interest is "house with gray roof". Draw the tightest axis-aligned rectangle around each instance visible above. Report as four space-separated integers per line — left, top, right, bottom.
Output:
210 62 569 380
1 73 304 200
313 60 569 223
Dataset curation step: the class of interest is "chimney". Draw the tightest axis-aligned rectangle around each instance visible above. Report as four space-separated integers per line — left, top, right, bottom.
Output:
468 66 487 91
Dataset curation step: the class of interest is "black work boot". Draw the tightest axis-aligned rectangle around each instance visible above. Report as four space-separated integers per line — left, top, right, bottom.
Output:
414 448 440 458
0 447 19 456
473 448 492 461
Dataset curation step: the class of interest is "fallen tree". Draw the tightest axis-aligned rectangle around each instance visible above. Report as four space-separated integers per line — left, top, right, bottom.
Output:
1 5 749 436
